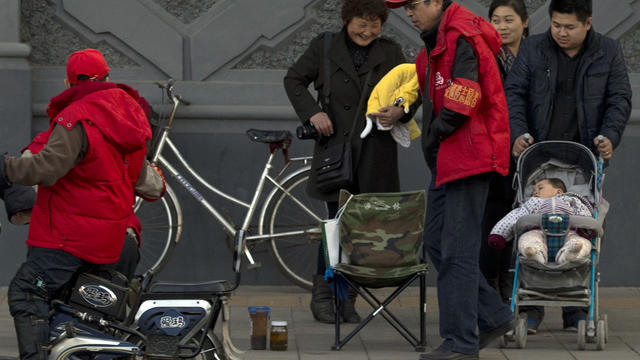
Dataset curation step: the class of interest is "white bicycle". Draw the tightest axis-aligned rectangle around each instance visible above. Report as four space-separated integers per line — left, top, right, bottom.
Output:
133 80 327 290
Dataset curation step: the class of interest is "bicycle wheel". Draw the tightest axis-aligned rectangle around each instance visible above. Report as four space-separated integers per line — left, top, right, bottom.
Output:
191 331 228 360
262 168 326 290
133 183 182 276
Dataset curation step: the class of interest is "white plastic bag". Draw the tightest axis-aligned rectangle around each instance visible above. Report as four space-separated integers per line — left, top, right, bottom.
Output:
321 195 353 268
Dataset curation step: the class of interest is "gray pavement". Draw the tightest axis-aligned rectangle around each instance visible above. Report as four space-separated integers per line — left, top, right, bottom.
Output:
1 286 640 359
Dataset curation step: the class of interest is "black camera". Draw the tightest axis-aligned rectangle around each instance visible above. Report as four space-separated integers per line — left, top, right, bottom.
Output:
296 122 318 140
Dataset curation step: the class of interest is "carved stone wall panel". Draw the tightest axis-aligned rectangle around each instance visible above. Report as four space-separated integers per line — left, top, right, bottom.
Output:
20 0 138 67
233 0 342 70
190 0 314 80
621 23 640 73
152 0 218 24
233 0 422 70
63 0 184 79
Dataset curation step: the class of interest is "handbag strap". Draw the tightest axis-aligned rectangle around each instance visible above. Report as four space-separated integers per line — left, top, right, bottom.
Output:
334 194 354 220
347 69 373 142
322 32 332 109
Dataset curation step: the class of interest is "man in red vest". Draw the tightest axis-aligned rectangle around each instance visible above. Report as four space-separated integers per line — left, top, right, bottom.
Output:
0 49 161 360
385 1 514 359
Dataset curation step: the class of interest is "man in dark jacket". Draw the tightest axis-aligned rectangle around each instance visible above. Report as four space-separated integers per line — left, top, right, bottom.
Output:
386 0 514 359
506 0 631 160
503 0 631 332
0 48 162 360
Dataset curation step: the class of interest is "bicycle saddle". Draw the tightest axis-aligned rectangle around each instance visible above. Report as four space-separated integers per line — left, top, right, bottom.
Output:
246 129 292 144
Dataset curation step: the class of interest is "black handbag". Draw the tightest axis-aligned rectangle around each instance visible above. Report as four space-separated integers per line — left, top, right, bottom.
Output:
315 142 353 193
314 67 372 193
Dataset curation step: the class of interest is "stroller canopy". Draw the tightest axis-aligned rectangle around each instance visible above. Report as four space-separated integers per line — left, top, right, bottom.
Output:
515 141 599 205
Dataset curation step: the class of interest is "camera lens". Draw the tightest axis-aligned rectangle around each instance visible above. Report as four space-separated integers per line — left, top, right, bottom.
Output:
296 124 318 140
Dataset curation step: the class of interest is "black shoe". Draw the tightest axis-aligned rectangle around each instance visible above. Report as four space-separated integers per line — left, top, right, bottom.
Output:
478 318 514 349
419 347 478 360
341 287 361 323
563 308 587 332
310 275 335 323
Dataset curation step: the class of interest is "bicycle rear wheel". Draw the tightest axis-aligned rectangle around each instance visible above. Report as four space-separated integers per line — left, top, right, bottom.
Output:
133 183 182 276
262 168 326 290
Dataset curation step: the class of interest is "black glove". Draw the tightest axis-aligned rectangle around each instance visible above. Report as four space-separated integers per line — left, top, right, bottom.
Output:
0 156 9 190
1 184 36 224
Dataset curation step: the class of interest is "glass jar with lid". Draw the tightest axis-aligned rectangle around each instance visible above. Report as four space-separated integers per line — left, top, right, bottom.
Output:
269 320 288 351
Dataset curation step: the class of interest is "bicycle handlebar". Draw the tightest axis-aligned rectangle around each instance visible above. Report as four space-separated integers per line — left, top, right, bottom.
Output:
155 79 190 106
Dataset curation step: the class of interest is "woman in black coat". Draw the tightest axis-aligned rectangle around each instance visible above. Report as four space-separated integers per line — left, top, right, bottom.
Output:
283 0 412 324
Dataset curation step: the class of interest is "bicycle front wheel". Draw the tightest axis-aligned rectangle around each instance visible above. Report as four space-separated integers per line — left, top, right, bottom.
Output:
262 168 327 290
133 183 182 276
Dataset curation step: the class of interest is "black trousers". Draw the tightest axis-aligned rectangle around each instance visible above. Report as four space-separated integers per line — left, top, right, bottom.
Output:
8 234 139 360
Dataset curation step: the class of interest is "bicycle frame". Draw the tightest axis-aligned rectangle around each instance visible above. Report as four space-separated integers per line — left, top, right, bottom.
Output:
148 86 322 267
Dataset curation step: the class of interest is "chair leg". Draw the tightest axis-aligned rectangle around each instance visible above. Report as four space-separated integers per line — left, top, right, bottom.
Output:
418 271 427 352
331 273 424 350
332 274 342 351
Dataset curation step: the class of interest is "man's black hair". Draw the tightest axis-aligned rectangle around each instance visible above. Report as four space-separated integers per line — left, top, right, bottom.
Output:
548 0 592 23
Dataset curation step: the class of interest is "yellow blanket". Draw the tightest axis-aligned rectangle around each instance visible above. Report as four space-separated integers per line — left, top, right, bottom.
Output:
361 63 421 147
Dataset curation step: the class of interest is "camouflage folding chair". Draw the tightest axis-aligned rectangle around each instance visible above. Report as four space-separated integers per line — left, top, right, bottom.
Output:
331 190 428 351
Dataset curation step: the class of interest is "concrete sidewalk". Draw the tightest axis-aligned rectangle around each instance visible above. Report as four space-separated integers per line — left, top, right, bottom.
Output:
1 286 640 359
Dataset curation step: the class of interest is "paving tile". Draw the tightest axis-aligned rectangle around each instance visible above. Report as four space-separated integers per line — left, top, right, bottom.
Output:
1 286 640 359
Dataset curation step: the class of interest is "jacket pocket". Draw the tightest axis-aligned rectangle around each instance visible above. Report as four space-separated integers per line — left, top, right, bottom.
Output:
585 72 608 98
533 69 549 94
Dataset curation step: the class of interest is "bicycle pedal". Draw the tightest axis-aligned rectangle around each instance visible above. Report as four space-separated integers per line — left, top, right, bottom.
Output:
246 261 262 269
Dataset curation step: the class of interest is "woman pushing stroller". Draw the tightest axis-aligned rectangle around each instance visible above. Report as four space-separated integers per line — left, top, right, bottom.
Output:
488 178 593 265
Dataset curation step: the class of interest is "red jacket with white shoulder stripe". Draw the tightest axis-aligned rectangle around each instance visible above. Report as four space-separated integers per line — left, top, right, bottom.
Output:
27 82 151 264
415 2 509 186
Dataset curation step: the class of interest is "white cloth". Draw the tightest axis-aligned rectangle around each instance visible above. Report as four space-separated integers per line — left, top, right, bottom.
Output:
518 229 592 264
490 192 593 240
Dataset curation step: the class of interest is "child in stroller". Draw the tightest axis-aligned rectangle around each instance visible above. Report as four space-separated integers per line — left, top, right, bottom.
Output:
488 178 594 265
495 141 608 350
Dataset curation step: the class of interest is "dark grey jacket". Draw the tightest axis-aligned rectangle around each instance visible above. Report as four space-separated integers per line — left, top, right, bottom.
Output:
505 29 631 154
284 28 408 201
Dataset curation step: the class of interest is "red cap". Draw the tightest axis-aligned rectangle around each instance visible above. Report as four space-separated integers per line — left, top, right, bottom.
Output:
66 48 110 84
385 0 409 9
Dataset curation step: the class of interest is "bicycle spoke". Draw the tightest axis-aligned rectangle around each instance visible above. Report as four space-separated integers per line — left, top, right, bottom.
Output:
265 169 326 290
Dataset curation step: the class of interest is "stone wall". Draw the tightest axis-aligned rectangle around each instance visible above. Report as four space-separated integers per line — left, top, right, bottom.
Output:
0 0 638 286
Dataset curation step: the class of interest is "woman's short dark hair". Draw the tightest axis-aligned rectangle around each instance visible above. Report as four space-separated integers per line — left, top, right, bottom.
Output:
549 0 592 23
488 0 530 37
341 0 389 25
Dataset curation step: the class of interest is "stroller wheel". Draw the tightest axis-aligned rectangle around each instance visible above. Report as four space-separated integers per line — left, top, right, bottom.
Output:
515 316 527 349
577 320 587 350
596 319 606 350
602 314 609 344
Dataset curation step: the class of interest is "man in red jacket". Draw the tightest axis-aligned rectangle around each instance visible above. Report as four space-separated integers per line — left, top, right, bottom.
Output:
0 49 160 360
385 1 513 359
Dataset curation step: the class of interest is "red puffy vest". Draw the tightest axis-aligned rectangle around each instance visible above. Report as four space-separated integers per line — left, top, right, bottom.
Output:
27 84 151 264
416 3 510 187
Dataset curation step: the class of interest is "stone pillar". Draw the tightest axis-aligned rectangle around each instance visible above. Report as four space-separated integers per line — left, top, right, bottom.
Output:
0 0 31 153
0 0 31 286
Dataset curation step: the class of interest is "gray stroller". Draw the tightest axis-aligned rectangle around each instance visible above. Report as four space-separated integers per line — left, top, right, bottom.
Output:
500 140 609 350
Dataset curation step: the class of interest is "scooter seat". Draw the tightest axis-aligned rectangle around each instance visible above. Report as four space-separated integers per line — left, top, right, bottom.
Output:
148 280 231 295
